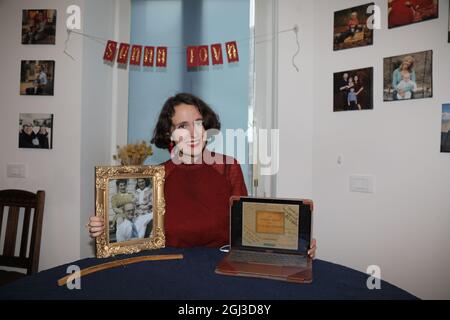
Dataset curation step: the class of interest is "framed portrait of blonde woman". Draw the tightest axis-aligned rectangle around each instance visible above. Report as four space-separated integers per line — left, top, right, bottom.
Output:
95 165 165 258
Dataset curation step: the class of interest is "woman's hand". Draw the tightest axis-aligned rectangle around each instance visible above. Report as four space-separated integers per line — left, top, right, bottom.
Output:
308 238 317 259
87 216 105 238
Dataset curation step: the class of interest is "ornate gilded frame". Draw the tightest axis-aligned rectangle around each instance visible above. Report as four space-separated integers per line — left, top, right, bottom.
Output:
95 165 165 258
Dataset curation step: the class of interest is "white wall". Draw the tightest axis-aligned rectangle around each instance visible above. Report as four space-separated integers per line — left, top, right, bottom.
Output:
0 0 128 268
276 0 314 200
79 0 130 258
276 0 450 299
0 0 84 271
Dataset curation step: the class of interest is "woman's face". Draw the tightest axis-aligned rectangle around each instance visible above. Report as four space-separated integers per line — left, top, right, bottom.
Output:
137 179 146 190
402 57 414 69
171 103 206 157
354 75 359 82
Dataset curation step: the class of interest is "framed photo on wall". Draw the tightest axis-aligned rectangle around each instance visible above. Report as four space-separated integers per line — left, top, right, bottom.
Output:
95 165 165 258
19 113 53 149
21 9 57 45
20 60 55 96
442 104 450 153
333 3 374 51
333 67 373 112
388 0 438 29
383 50 433 102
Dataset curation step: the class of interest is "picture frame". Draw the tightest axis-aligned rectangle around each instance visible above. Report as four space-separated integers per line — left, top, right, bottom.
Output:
383 50 433 102
19 113 53 149
388 0 438 29
333 67 373 112
442 104 450 153
20 60 55 96
333 3 374 51
21 9 57 45
95 165 165 258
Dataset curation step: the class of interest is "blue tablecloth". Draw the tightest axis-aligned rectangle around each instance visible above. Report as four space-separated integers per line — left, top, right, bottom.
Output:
0 247 417 300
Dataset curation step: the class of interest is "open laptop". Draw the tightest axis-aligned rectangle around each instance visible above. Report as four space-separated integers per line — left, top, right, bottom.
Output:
215 197 313 283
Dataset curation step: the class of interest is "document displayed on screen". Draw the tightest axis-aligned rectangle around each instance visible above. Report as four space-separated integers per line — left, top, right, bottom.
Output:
242 202 299 250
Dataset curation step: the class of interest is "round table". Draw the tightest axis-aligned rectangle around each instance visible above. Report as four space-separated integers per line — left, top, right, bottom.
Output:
0 247 417 300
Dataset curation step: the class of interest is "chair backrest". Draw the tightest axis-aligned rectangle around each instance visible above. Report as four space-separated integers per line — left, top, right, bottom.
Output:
0 190 45 275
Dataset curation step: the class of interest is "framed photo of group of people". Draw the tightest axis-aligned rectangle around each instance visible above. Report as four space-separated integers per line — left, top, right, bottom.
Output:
95 165 166 258
19 9 57 151
332 2 446 114
19 113 53 149
333 67 373 112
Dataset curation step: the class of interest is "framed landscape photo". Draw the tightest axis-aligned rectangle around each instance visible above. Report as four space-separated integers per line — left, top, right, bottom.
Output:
442 104 450 153
20 60 55 96
21 9 57 45
95 165 165 258
333 67 373 112
383 50 433 102
19 113 53 149
388 0 438 29
333 3 374 51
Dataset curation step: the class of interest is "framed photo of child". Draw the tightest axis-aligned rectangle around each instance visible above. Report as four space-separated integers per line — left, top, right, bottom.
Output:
333 3 374 51
95 165 165 258
383 50 433 102
388 0 438 29
333 67 373 112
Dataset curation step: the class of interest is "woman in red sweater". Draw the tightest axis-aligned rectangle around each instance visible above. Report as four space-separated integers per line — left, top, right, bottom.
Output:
88 93 316 256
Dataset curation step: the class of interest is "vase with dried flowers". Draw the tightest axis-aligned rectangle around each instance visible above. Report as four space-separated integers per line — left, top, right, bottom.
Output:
113 141 153 166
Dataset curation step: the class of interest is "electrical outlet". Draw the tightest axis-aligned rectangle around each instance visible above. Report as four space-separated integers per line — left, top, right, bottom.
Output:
7 163 27 178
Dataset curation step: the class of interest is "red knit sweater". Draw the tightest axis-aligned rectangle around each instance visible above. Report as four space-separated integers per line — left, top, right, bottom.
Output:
163 153 247 248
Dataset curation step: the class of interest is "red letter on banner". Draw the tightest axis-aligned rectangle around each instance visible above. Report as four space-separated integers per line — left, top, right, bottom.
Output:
103 40 117 62
130 45 142 65
225 41 239 63
186 46 198 68
117 43 130 64
156 47 167 67
143 46 155 67
210 43 223 65
198 46 209 66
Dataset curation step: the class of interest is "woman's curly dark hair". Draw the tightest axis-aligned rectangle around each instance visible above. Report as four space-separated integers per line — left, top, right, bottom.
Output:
151 93 221 150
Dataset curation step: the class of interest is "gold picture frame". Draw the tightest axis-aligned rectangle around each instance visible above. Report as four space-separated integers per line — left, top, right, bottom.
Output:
95 165 165 258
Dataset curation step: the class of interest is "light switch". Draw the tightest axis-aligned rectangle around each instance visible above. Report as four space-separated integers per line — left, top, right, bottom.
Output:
349 175 375 194
7 163 27 178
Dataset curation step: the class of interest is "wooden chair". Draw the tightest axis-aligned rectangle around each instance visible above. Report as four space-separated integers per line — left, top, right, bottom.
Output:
0 190 45 286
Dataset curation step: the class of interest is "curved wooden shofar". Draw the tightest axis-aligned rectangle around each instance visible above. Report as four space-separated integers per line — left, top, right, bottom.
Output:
57 254 183 286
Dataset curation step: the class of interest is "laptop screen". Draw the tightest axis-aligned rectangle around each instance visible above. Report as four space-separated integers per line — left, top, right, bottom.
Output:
230 198 311 255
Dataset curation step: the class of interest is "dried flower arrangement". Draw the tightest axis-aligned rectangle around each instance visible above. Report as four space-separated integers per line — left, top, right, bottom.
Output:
113 141 153 165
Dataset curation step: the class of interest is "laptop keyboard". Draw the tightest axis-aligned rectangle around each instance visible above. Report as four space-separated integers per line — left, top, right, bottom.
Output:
229 250 307 267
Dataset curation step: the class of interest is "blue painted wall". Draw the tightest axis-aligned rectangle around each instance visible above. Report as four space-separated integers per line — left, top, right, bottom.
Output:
128 0 251 188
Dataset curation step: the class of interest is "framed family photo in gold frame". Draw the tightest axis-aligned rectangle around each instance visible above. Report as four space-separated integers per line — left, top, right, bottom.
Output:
95 165 165 258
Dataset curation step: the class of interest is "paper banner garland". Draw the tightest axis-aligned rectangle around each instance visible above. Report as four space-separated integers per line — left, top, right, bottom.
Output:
102 40 238 69
130 45 142 66
143 46 155 67
211 43 223 65
225 41 239 63
117 43 130 64
103 40 117 62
